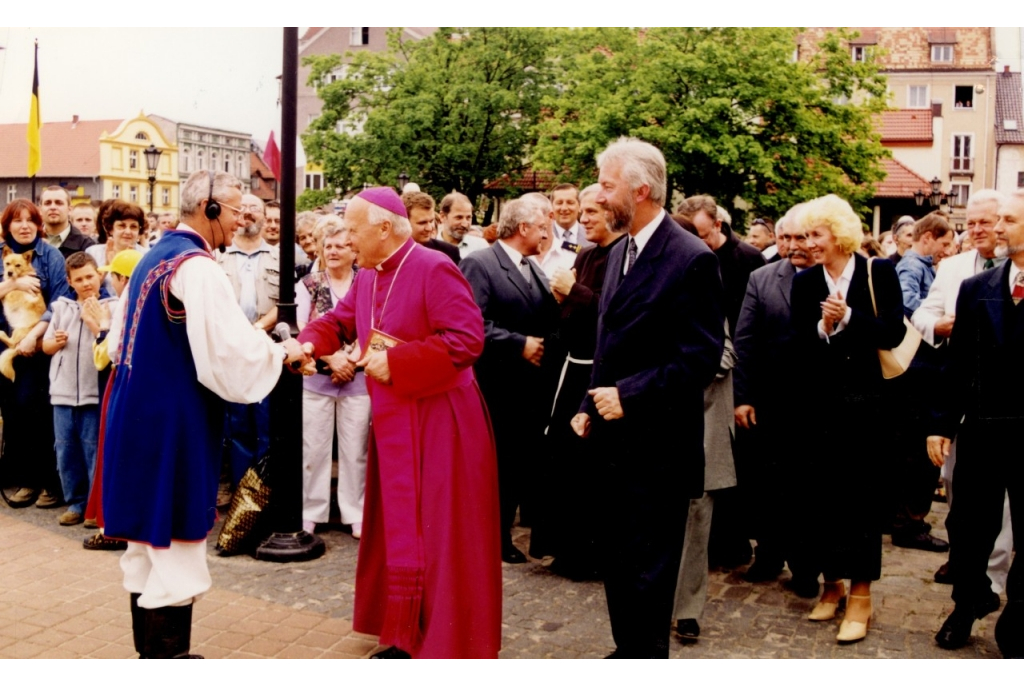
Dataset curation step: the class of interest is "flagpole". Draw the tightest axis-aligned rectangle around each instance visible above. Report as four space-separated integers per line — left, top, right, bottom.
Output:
27 39 41 202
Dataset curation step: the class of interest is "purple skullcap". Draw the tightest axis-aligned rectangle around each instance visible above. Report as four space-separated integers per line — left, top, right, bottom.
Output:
357 186 408 219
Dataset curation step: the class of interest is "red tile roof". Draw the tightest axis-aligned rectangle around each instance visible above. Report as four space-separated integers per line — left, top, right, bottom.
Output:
0 118 123 178
875 110 933 143
484 169 557 193
874 157 932 198
995 70 1024 145
250 151 276 181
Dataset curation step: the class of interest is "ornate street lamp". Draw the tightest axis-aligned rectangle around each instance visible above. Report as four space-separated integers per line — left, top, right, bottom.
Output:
143 144 162 213
914 177 947 211
397 171 410 191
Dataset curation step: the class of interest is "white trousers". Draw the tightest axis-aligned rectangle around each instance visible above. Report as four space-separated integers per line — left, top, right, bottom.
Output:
120 541 210 608
942 438 1014 594
301 390 371 524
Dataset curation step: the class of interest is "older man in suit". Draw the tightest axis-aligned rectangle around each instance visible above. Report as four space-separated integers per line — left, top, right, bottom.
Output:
732 204 819 595
930 190 1024 657
572 138 724 658
912 190 1014 591
461 194 560 564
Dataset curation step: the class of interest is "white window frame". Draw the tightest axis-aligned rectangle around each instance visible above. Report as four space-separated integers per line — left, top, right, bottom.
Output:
305 172 324 191
129 149 138 170
851 46 866 63
350 27 369 46
6 184 16 203
129 185 138 203
951 133 974 173
908 85 929 109
112 184 121 199
950 183 971 208
953 85 975 110
197 149 204 170
932 44 954 63
162 187 170 206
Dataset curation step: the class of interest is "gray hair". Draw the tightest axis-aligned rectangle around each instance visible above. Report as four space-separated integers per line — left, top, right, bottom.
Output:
315 214 345 241
778 202 807 234
296 211 318 233
716 205 732 227
970 188 1008 209
579 183 601 202
366 203 411 238
595 137 667 206
180 171 242 217
497 195 549 240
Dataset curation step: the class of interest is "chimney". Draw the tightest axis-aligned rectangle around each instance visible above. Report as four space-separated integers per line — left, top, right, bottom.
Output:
71 114 79 127
1005 65 1011 74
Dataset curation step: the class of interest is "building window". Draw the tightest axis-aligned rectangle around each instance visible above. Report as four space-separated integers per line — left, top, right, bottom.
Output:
135 132 148 140
129 185 138 202
950 183 970 208
952 134 974 173
211 151 218 171
932 44 954 63
851 46 866 63
225 156 231 174
162 187 170 206
6 184 16 203
908 85 929 109
197 149 204 170
954 85 974 109
253 177 261 190
238 154 244 174
129 150 139 170
305 173 324 191
112 184 121 199
182 147 190 172
350 27 370 46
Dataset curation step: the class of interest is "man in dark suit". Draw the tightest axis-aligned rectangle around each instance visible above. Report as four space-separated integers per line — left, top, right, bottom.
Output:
930 190 1024 658
571 137 724 658
461 194 560 563
404 191 460 264
39 186 96 258
733 206 818 595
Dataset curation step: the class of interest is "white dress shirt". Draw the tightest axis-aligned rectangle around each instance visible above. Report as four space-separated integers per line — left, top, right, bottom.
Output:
622 209 665 275
817 255 856 340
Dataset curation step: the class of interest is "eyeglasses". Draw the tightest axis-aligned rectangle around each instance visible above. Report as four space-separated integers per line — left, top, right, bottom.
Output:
216 201 243 217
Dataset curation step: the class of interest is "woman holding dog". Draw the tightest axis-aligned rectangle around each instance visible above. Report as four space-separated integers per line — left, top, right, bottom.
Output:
0 198 72 509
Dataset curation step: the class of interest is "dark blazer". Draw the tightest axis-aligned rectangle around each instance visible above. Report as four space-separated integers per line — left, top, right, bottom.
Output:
791 254 906 413
583 213 725 498
57 225 97 260
423 238 461 265
733 258 799 410
459 242 560 414
935 261 1024 438
714 224 766 334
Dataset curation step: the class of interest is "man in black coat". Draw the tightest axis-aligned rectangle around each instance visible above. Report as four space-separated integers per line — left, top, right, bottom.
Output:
930 190 1024 658
572 138 724 658
461 194 559 564
39 186 96 259
733 210 818 594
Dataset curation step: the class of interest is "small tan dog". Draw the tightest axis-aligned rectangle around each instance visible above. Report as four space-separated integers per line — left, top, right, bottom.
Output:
0 247 46 381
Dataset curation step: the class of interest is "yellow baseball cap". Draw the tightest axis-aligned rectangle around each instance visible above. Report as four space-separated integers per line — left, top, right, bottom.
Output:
98 249 143 278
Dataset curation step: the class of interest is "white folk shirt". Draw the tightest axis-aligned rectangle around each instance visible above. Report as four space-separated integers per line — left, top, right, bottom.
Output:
108 224 285 404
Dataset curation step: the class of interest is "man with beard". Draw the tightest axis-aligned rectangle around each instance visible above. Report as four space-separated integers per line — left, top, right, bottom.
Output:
929 190 1024 657
572 137 724 658
39 186 96 258
216 194 279 498
439 192 488 258
732 203 819 596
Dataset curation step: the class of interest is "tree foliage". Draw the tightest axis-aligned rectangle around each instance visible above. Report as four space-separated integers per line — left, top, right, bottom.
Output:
532 27 890 219
301 27 555 205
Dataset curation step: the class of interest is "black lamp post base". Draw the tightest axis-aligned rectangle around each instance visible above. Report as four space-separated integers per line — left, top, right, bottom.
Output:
254 531 326 563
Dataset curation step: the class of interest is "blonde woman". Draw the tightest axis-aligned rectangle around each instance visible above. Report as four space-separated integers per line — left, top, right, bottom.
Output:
790 194 907 644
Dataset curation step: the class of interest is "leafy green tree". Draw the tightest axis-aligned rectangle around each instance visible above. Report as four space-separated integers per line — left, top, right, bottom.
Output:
301 27 555 205
533 27 890 220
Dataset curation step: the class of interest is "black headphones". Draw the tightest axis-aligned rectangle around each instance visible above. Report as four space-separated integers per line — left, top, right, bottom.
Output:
204 170 221 220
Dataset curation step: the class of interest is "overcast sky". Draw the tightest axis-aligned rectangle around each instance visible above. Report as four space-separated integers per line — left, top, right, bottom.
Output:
0 27 286 148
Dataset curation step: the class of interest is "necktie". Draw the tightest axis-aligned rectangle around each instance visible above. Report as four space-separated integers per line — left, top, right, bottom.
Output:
984 258 995 270
625 237 638 274
520 257 532 289
1013 272 1024 305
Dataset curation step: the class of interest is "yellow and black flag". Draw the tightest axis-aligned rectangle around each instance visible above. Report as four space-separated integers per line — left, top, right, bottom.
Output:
26 41 41 177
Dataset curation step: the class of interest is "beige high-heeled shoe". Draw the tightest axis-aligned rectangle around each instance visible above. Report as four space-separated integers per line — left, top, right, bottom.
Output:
808 581 847 621
837 594 872 643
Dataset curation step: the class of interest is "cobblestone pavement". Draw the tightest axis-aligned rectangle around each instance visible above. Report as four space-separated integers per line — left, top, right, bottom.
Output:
0 497 1005 658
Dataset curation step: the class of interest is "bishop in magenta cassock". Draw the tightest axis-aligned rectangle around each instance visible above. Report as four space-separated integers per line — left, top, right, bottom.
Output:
298 187 502 659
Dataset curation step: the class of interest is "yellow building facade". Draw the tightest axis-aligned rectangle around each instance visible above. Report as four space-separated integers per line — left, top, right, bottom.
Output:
99 112 178 215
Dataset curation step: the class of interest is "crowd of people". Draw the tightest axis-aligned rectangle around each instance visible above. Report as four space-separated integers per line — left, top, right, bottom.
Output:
0 137 1021 659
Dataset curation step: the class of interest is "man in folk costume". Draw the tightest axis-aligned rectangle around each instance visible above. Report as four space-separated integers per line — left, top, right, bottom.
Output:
102 170 307 658
298 187 501 659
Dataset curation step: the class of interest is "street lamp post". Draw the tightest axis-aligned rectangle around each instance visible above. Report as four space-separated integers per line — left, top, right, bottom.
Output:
143 144 162 213
397 171 410 191
914 176 948 212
